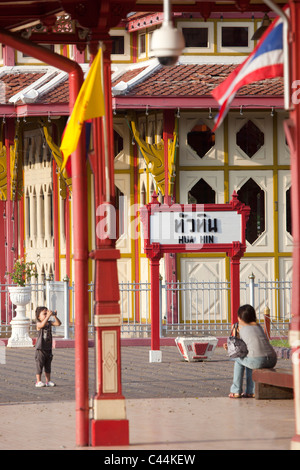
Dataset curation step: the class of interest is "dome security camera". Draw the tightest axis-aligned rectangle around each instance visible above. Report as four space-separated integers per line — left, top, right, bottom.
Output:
151 21 185 66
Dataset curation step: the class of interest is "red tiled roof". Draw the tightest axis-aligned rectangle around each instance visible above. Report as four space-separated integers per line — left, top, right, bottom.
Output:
112 67 148 86
0 72 44 103
114 64 283 97
0 63 283 113
37 79 69 103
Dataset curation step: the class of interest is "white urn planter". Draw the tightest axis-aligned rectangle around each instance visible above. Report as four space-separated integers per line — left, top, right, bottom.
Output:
7 285 33 348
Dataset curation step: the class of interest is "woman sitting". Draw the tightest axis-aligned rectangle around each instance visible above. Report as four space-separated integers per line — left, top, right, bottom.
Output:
228 304 277 398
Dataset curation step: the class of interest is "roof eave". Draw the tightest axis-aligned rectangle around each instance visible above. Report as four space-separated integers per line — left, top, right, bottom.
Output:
0 102 69 118
112 95 284 111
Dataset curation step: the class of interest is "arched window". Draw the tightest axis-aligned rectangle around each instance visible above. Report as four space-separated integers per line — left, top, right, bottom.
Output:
114 130 123 156
236 120 264 158
237 178 265 244
187 122 215 159
286 187 292 236
140 182 146 206
115 185 125 240
188 178 216 204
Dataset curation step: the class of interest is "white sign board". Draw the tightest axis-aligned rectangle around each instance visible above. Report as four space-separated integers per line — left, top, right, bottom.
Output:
150 211 242 245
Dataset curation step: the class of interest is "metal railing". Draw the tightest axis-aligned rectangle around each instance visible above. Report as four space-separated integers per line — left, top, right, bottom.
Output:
0 275 292 339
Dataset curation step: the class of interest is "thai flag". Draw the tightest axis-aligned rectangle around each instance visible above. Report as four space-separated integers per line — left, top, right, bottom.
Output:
212 6 289 131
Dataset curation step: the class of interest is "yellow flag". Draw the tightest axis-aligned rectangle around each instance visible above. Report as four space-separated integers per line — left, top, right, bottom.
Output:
60 48 105 172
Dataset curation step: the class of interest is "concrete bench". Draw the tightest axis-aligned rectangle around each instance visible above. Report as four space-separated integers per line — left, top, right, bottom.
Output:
252 368 294 399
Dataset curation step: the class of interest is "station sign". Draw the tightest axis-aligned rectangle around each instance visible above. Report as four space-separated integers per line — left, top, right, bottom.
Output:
141 191 250 256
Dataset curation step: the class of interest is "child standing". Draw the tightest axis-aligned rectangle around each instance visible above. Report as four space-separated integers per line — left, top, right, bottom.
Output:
35 306 61 388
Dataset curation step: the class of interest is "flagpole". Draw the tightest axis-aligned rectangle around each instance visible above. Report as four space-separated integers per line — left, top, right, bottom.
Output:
99 41 110 203
263 0 291 110
284 0 300 449
89 38 129 447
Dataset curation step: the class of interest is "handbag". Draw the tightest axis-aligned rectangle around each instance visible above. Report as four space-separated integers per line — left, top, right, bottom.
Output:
227 322 248 358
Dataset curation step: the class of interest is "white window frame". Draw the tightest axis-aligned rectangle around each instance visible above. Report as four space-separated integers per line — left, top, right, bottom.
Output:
16 44 60 64
217 21 254 53
138 32 146 59
148 29 155 58
177 21 214 53
109 29 131 61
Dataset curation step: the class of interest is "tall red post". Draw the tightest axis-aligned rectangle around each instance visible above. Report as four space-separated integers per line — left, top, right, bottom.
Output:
69 71 90 448
163 110 178 325
286 0 300 450
5 119 16 322
149 247 163 362
89 38 129 447
230 255 241 325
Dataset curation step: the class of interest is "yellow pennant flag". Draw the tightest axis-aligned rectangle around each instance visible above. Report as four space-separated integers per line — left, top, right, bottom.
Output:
60 48 105 172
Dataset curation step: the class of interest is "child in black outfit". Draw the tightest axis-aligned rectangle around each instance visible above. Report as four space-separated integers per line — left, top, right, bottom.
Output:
35 306 61 388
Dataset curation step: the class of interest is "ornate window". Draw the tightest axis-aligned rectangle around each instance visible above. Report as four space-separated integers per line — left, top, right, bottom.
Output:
115 185 125 239
236 120 264 158
237 178 265 244
286 187 292 236
187 122 215 159
188 178 216 204
114 130 123 156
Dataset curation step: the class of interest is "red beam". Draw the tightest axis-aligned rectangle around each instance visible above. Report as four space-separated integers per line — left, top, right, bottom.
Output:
113 95 283 110
14 103 69 117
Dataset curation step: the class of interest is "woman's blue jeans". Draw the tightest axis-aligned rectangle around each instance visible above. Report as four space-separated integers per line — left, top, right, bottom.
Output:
230 355 277 395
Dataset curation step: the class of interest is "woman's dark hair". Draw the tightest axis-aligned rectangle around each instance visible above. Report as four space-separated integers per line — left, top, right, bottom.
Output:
237 304 257 324
35 306 47 321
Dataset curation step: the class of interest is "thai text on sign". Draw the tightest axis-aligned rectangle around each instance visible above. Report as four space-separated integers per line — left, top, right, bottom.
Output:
150 211 242 245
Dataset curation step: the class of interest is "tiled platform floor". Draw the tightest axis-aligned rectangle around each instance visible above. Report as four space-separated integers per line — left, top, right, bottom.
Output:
0 345 295 450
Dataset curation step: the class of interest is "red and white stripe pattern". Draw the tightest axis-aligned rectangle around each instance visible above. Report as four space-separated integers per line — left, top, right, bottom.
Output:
212 6 289 131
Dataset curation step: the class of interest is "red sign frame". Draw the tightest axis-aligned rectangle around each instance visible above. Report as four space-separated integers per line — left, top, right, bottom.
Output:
140 191 250 362
141 191 250 258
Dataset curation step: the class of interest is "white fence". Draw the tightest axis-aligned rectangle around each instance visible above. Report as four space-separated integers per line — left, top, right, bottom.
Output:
0 275 292 339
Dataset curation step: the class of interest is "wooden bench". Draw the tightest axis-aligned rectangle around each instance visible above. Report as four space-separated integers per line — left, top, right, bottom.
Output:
252 368 294 399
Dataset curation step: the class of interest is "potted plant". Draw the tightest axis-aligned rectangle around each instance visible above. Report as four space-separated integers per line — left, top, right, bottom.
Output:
7 257 38 287
6 258 38 348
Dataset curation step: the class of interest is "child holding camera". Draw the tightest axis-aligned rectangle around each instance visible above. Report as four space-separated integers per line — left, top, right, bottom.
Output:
35 306 61 388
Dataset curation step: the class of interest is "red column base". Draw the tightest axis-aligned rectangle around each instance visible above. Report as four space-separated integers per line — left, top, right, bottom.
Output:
91 419 129 447
291 434 300 450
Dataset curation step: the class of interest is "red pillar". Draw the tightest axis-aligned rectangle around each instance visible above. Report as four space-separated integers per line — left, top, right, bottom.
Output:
286 0 300 450
230 255 241 326
163 110 178 325
89 38 129 447
18 195 24 260
52 159 60 281
5 119 16 323
68 70 90 448
0 200 6 322
133 140 140 321
149 251 163 362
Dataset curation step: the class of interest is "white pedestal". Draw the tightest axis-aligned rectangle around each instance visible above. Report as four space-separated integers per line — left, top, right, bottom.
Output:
149 350 162 363
7 318 33 347
7 286 33 348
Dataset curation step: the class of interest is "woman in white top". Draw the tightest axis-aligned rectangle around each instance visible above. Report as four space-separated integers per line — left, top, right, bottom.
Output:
228 304 277 398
